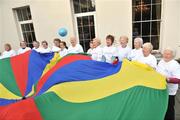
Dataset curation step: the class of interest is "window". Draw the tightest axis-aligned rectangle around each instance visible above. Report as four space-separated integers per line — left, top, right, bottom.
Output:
132 0 161 49
14 6 36 48
72 0 96 52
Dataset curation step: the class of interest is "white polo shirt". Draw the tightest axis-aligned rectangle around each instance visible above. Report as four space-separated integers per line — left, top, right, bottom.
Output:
102 46 117 63
91 46 103 61
128 48 143 61
117 45 131 61
68 44 84 54
38 47 51 53
17 47 31 55
157 59 180 95
137 54 157 69
87 48 93 55
51 46 61 52
1 50 16 59
59 48 68 57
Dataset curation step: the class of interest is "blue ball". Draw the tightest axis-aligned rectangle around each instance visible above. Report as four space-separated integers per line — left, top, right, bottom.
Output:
58 28 68 37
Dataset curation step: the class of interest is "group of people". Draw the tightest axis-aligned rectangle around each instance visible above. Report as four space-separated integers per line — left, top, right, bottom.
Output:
0 35 180 120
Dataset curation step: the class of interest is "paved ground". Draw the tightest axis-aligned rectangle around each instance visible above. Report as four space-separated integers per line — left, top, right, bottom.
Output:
175 86 180 120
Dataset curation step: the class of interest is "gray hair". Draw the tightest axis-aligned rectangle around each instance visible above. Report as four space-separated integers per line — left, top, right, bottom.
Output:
93 38 101 45
134 37 143 45
143 42 153 51
163 47 176 57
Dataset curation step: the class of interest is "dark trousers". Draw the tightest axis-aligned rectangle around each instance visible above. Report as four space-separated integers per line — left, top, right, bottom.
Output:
165 95 175 120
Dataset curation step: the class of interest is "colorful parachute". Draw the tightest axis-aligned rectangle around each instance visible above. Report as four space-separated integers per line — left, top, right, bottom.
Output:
0 50 168 120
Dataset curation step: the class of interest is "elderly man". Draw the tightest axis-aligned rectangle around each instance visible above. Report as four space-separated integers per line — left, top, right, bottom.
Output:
117 36 131 61
137 42 157 69
157 48 180 120
102 35 117 63
91 38 103 61
128 37 143 61
68 37 84 54
17 41 31 55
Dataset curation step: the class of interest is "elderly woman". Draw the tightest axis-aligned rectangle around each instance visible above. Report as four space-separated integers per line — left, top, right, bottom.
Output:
91 38 103 61
117 36 131 61
137 42 157 69
17 41 31 55
102 35 117 63
1 43 16 59
157 48 180 120
68 37 84 54
128 37 143 61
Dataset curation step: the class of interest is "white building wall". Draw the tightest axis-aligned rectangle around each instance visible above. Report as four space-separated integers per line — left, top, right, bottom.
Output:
0 0 75 52
95 0 132 47
0 2 2 52
160 0 180 58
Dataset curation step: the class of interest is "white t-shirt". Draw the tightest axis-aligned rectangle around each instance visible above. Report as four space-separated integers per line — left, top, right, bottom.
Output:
137 54 157 69
17 47 31 55
87 48 93 55
38 47 51 53
59 48 68 57
91 46 103 61
1 50 16 59
32 47 41 52
117 45 131 61
51 46 61 52
68 44 84 54
128 48 143 61
102 46 117 63
157 59 180 95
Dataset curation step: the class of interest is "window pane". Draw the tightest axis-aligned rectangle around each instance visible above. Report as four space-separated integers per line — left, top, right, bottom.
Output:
132 7 141 21
82 16 89 26
132 0 141 6
151 36 159 49
152 4 161 20
142 5 151 20
30 23 34 31
88 0 95 11
32 32 36 41
73 0 95 13
151 21 160 35
78 27 84 39
133 23 141 36
152 0 161 4
90 26 95 39
21 24 25 32
83 26 90 39
142 0 151 5
17 9 23 21
77 17 83 27
73 0 80 13
142 36 150 43
22 8 28 21
142 22 150 36
80 0 88 13
27 7 32 20
89 16 94 26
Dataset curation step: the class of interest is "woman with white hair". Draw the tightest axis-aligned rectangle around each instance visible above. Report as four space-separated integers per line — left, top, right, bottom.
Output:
68 37 84 54
91 38 103 61
117 36 131 61
137 42 157 69
128 37 143 61
157 47 180 120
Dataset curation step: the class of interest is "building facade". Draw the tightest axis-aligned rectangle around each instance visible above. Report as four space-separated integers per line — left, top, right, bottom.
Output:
0 0 180 58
